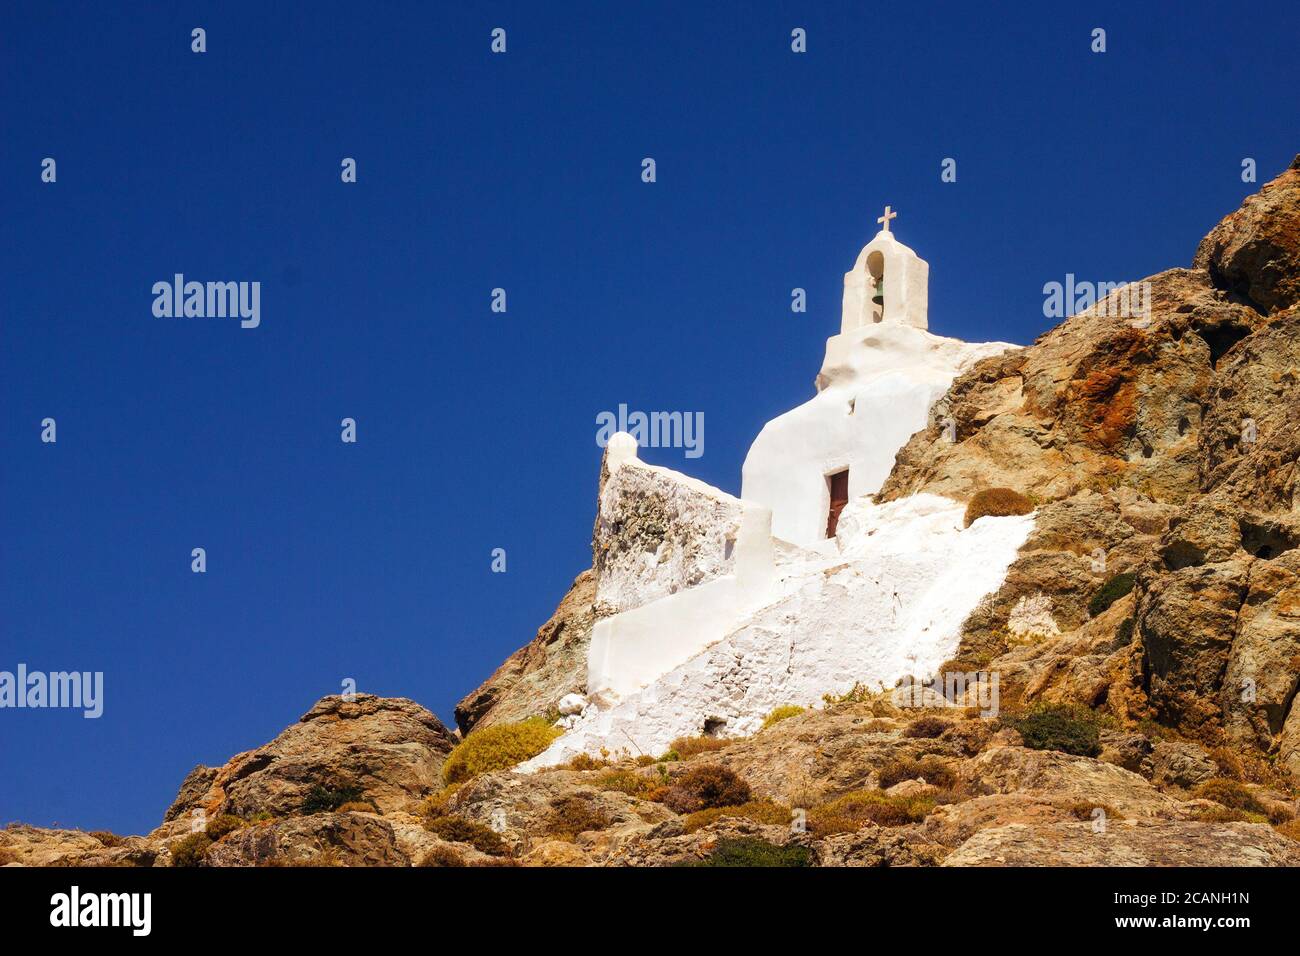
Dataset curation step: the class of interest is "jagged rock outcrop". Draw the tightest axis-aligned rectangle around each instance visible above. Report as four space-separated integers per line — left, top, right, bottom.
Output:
165 694 456 822
1193 155 1300 314
878 158 1300 773
454 569 597 734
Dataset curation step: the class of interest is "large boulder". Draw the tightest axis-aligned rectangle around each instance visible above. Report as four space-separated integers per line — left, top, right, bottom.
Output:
1193 155 1300 314
943 820 1300 866
165 694 457 822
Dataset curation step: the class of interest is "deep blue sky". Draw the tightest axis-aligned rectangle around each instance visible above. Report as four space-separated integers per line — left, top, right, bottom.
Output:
2 2 1297 835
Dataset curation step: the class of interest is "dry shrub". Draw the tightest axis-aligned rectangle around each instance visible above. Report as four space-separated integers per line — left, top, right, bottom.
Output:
964 488 1035 527
1066 802 1124 822
204 815 247 841
667 736 731 760
335 801 377 814
877 756 958 790
663 765 751 814
1188 804 1251 823
902 716 952 739
419 784 462 818
1274 818 1300 842
169 833 212 867
761 705 805 730
417 845 466 867
544 796 612 840
807 790 935 835
595 769 652 796
1194 778 1267 814
423 815 510 856
442 718 563 784
681 800 792 834
563 753 611 772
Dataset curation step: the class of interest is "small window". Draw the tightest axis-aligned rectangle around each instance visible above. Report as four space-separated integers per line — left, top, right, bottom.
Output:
826 469 850 537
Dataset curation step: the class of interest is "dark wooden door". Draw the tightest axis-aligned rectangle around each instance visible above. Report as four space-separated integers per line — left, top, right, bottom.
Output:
826 469 849 537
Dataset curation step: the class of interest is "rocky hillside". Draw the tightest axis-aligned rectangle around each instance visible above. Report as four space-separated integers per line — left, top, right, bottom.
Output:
5 157 1300 868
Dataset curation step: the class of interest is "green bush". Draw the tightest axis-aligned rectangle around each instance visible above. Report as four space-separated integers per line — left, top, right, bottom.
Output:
169 833 212 867
442 718 562 784
963 488 1035 527
663 765 751 814
1004 703 1102 757
1089 572 1136 617
689 837 812 868
760 705 805 731
1114 617 1136 647
424 815 510 856
301 783 365 814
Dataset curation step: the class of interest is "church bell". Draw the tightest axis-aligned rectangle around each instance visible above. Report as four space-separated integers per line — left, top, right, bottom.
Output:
871 277 884 306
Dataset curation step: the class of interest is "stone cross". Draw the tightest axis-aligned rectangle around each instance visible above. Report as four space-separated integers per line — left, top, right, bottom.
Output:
877 205 897 233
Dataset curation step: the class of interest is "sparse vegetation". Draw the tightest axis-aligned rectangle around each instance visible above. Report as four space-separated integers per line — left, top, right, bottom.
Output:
1088 572 1136 617
1274 818 1300 842
419 784 462 818
1208 746 1245 780
665 735 731 760
688 837 812 867
1114 617 1136 646
681 799 792 833
89 831 124 847
963 488 1035 527
1067 802 1124 822
442 718 563 784
169 833 212 867
807 790 936 834
1194 778 1266 815
301 782 365 814
877 756 958 790
418 845 467 867
1003 703 1103 757
544 796 613 840
563 753 612 772
595 769 653 796
204 815 247 841
902 716 952 739
663 765 751 814
423 815 510 856
335 801 377 814
821 681 885 708
761 705 805 730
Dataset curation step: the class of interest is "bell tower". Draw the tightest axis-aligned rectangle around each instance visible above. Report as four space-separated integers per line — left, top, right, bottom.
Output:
841 206 929 332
